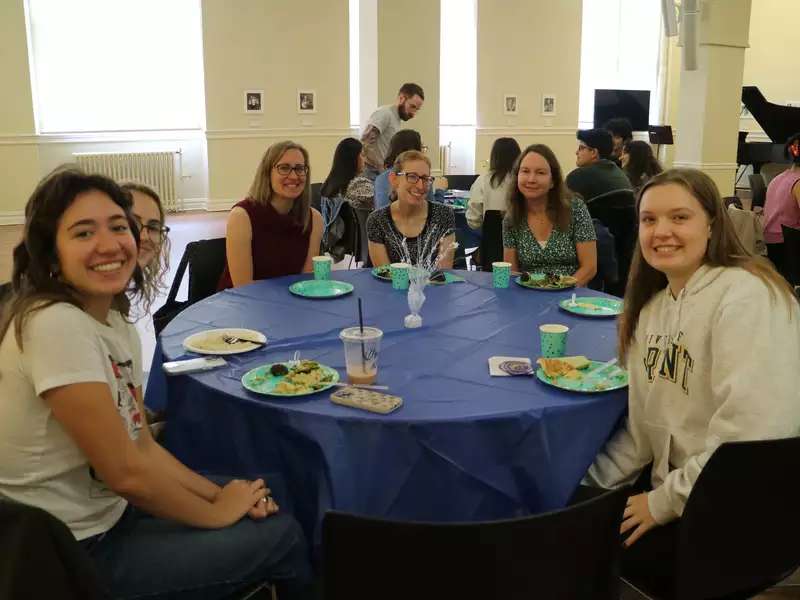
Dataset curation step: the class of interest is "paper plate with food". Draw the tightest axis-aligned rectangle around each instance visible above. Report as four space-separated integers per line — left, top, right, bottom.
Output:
427 270 466 285
371 266 392 281
535 355 628 393
241 360 340 397
183 328 267 355
559 296 622 317
515 272 577 290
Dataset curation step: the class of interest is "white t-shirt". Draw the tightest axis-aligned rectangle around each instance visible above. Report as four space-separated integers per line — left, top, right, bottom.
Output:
466 172 514 230
364 104 402 169
0 302 143 540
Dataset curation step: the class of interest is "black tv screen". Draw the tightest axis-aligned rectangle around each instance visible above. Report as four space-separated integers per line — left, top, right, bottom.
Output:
593 89 651 131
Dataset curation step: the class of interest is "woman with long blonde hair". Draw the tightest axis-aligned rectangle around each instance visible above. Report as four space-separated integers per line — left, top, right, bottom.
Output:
583 168 800 592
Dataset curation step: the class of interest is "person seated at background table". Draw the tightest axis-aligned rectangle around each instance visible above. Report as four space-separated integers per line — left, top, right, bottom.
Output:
367 150 455 268
374 130 447 210
603 117 634 166
121 182 171 302
0 168 312 599
566 128 632 203
621 140 663 195
502 144 597 285
762 132 800 275
466 137 521 230
321 137 374 211
581 168 800 594
218 141 323 290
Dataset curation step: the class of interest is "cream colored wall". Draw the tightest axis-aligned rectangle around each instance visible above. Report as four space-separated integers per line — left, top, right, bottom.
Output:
202 0 353 206
377 0 440 172
475 0 582 176
0 0 40 217
741 0 800 139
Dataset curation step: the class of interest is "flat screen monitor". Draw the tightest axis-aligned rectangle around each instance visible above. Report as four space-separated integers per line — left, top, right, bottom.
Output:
593 89 651 131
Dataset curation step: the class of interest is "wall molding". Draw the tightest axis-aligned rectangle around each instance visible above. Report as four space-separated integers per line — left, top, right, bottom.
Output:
476 127 576 137
0 211 24 225
206 127 359 141
671 161 738 173
206 198 238 212
177 197 208 212
0 129 205 146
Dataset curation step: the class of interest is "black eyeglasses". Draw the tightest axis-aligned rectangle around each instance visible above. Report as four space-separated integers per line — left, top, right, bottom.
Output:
275 163 309 177
397 172 435 187
133 216 170 241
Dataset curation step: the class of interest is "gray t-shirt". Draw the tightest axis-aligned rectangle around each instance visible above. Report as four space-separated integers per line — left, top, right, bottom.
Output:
362 104 402 170
0 303 143 540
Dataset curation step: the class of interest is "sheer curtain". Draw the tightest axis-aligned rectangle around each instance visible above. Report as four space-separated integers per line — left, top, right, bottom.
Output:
27 0 205 133
578 0 663 129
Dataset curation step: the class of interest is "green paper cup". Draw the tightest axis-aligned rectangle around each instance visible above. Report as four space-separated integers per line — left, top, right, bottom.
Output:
390 262 410 290
492 261 511 288
312 255 332 280
539 323 569 358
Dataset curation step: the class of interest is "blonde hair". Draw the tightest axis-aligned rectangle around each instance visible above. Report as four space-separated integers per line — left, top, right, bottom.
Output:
249 141 312 231
618 168 798 361
392 149 431 173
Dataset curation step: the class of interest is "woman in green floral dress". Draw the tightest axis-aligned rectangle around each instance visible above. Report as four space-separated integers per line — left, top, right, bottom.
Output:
502 144 597 286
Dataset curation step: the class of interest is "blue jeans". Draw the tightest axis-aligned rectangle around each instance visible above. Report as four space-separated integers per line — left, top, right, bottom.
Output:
81 479 312 599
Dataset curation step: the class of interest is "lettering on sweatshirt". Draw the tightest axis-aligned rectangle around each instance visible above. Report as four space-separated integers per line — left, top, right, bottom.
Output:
643 332 695 395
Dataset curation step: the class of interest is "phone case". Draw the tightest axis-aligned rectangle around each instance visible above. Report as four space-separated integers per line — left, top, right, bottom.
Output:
162 356 227 375
330 387 403 414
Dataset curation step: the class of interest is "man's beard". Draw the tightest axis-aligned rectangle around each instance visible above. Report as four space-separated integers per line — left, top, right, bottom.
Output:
398 103 412 121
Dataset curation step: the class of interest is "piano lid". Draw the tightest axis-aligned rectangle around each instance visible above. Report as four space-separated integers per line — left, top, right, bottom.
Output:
742 86 800 145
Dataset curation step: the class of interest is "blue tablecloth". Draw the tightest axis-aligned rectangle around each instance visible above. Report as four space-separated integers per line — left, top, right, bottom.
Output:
148 270 626 545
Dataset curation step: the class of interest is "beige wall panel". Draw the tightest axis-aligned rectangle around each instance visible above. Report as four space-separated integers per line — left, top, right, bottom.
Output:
377 0 440 171
0 145 40 215
0 0 36 134
476 130 578 183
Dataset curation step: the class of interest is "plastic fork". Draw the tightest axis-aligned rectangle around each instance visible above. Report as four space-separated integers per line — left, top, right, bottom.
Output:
222 334 265 347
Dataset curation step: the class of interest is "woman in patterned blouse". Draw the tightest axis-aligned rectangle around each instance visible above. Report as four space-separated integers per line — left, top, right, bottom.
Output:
502 144 597 286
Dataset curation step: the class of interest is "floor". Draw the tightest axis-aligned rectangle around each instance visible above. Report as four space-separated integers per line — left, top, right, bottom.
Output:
1 210 798 599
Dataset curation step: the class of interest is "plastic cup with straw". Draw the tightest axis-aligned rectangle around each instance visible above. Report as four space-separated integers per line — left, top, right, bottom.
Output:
339 297 383 384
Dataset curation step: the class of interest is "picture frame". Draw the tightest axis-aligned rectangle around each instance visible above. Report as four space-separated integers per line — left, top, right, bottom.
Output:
541 94 557 117
297 90 317 114
244 90 264 114
503 94 518 115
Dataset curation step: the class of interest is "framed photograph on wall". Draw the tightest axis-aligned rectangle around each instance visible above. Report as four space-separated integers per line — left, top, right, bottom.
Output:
298 90 317 114
541 94 557 117
503 94 518 115
244 90 263 114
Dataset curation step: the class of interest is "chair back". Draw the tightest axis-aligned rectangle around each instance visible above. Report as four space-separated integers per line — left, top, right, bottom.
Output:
749 173 767 209
761 162 788 186
478 210 504 270
323 487 629 600
585 190 636 296
0 500 104 599
675 437 800 600
0 281 11 307
589 219 618 291
782 225 800 286
445 174 479 191
352 206 372 267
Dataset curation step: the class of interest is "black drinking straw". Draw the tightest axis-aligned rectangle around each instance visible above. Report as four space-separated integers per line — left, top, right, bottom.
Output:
358 297 367 370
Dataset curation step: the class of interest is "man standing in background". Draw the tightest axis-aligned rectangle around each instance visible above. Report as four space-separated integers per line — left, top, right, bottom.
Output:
360 83 425 180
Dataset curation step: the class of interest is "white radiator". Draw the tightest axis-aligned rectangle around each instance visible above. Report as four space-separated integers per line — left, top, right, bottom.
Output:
73 151 180 211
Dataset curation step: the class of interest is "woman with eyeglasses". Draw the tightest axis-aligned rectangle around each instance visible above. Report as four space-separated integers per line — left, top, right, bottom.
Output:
366 150 455 268
121 182 170 299
217 141 324 290
503 144 597 286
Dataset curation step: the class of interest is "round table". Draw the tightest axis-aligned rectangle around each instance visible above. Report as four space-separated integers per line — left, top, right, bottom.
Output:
152 269 626 545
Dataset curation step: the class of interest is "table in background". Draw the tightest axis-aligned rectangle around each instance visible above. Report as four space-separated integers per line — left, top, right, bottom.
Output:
149 270 626 545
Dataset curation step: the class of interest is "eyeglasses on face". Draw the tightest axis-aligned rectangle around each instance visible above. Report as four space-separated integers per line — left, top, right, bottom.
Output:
275 163 309 177
397 171 434 186
133 216 170 241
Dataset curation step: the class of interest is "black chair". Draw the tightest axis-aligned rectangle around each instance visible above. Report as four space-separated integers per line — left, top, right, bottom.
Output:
153 237 227 334
323 487 629 600
445 174 479 191
310 182 323 213
477 209 504 270
781 225 800 286
0 281 11 306
623 437 800 600
585 189 636 297
589 218 618 291
0 500 104 599
748 173 767 209
351 206 372 268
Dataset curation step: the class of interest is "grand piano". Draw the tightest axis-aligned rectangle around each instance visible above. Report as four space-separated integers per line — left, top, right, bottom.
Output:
738 86 800 173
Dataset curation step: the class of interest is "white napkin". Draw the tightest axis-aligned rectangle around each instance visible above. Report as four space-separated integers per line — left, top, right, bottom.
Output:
488 356 532 377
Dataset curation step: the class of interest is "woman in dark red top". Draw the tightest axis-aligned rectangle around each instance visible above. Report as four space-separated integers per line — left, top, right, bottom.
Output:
218 141 324 289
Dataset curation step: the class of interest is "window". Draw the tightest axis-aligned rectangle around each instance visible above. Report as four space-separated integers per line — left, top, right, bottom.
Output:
578 0 663 129
27 0 205 133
